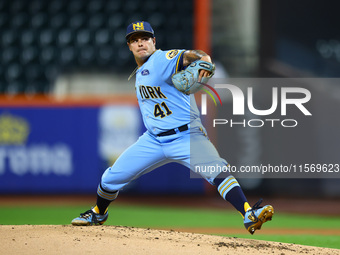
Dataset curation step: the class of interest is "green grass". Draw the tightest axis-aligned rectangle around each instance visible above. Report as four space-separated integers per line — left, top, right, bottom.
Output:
1 204 339 249
222 234 340 250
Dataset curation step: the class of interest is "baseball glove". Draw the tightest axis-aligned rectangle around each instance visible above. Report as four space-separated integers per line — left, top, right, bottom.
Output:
171 60 215 94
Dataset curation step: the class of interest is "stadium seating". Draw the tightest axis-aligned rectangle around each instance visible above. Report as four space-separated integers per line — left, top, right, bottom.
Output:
0 0 193 94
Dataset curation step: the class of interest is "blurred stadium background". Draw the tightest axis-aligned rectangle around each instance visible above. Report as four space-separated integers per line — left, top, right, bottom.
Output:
1 0 340 201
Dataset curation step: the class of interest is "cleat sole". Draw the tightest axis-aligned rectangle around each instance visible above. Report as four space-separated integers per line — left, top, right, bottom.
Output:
247 205 274 235
71 220 107 226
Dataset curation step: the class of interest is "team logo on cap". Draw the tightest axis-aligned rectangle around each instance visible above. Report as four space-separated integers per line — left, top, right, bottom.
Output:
133 22 144 31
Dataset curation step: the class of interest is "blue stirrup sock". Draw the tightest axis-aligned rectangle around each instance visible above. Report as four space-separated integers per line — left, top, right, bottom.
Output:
215 175 251 217
93 183 119 215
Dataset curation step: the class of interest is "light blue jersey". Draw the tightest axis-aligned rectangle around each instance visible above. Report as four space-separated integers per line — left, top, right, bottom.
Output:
135 49 201 135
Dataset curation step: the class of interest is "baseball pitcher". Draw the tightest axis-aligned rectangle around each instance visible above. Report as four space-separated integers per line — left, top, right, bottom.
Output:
71 21 274 234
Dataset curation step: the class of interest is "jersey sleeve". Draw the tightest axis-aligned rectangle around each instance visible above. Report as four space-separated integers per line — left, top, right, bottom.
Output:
174 50 185 72
159 49 186 82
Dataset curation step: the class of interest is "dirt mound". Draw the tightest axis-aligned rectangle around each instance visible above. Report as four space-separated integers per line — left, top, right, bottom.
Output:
1 225 338 255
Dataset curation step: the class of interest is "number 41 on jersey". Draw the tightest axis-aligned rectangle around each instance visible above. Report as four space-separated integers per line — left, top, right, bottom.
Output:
154 102 172 118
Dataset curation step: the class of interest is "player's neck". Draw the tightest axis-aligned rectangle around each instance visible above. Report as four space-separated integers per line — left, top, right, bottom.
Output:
134 50 157 67
135 57 147 67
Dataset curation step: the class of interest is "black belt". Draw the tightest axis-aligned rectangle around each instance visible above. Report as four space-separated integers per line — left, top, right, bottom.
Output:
157 124 189 136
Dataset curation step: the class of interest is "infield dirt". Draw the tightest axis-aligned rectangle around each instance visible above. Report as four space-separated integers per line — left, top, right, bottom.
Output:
1 225 339 255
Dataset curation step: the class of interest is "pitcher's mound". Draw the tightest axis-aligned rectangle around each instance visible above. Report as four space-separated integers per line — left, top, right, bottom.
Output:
1 225 338 255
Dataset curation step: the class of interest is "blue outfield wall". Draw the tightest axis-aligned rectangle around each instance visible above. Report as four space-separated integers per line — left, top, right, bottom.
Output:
0 104 205 194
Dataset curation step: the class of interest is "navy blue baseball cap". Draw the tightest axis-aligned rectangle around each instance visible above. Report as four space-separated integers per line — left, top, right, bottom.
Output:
126 21 154 41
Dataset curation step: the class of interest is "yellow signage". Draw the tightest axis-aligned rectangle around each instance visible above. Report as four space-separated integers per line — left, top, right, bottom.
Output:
0 113 30 144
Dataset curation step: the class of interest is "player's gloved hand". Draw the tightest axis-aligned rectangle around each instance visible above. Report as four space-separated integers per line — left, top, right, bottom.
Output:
171 60 215 95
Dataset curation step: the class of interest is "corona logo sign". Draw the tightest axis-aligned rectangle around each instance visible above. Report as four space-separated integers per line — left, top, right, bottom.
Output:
0 113 30 144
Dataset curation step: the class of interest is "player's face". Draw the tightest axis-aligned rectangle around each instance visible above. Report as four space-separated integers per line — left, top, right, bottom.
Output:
127 33 156 60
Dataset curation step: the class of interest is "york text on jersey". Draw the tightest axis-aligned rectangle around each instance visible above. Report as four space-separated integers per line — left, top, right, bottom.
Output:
139 85 167 99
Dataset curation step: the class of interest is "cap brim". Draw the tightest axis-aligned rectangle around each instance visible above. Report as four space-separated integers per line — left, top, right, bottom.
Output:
126 31 154 41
